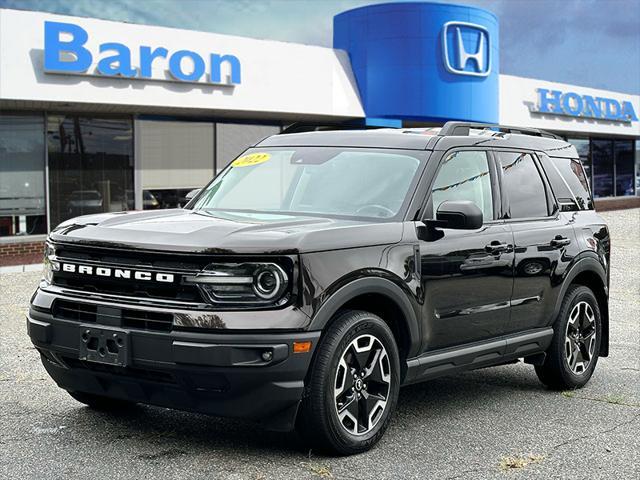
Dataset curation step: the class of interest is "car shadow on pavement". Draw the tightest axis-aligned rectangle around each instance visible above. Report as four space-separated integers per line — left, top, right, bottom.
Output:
66 362 548 457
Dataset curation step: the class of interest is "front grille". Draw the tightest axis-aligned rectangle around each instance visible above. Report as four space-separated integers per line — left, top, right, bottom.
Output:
121 309 173 332
53 275 203 303
51 244 207 304
52 300 97 323
53 300 174 332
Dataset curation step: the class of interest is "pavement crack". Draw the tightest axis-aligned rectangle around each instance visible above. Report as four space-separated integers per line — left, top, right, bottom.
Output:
443 466 493 480
551 413 640 451
561 392 640 408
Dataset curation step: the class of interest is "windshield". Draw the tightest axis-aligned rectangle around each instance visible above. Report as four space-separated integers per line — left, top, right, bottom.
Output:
191 147 425 220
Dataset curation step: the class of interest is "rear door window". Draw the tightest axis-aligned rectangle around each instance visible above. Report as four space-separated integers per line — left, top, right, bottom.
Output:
497 152 549 219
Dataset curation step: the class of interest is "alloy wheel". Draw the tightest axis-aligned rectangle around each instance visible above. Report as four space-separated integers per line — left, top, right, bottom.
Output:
564 301 597 375
333 334 391 436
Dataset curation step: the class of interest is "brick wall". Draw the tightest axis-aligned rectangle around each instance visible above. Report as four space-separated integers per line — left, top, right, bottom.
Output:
0 241 45 267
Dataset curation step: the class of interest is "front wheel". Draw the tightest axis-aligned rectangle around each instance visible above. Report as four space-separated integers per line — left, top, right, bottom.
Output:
296 310 400 455
535 285 601 390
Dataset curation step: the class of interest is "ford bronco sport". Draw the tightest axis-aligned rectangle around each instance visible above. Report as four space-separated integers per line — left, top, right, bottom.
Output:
28 122 610 454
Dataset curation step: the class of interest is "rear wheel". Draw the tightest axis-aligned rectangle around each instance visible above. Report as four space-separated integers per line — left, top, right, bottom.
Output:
535 285 601 390
67 391 135 411
296 310 400 455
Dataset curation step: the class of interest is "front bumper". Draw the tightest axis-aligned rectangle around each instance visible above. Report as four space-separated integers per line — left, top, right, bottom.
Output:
27 304 320 432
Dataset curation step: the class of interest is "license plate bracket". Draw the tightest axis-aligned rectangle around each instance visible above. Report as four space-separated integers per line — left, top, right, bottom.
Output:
79 326 129 367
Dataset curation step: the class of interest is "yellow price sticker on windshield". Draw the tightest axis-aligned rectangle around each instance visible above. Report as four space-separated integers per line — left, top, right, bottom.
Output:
231 152 271 167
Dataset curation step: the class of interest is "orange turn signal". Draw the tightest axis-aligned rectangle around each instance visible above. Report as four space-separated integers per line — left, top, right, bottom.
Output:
293 341 312 353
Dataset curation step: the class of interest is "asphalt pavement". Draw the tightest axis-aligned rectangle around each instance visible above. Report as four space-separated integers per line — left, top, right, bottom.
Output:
1 209 638 479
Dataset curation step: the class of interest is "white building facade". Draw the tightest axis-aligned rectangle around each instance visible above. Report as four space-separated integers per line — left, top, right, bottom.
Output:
0 6 638 264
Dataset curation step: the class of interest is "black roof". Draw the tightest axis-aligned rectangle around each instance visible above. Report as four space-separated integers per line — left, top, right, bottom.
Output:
256 123 578 159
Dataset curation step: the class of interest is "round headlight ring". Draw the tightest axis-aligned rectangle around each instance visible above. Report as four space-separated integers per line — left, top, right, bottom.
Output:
252 264 287 300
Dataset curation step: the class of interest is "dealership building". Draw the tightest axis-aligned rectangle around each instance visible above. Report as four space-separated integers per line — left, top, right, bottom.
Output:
0 3 638 265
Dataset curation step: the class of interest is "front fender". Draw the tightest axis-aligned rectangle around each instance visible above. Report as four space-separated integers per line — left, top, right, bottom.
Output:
308 275 421 358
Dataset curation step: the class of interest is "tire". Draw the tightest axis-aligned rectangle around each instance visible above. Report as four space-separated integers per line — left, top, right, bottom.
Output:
67 391 135 411
535 285 601 390
296 310 400 455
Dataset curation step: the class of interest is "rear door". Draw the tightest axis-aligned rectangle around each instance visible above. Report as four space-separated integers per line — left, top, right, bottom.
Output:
495 150 579 335
418 149 515 351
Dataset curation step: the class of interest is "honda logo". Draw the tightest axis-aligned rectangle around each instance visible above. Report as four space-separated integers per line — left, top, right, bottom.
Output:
442 21 491 77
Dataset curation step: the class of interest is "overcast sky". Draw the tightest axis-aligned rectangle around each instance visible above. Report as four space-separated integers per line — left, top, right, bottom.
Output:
2 0 638 94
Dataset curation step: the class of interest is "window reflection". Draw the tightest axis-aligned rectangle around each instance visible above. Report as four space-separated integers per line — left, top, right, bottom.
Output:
591 139 614 198
566 138 591 187
0 114 47 237
431 150 493 221
47 115 133 228
636 141 640 196
142 188 193 209
498 152 548 218
614 140 634 196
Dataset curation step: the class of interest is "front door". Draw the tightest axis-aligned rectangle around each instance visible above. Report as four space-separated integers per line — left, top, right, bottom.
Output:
419 149 515 352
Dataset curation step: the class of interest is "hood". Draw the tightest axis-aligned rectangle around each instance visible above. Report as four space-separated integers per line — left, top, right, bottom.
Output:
49 209 405 254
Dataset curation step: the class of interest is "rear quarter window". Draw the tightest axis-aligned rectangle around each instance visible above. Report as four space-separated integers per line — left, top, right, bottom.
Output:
497 152 549 219
538 153 593 211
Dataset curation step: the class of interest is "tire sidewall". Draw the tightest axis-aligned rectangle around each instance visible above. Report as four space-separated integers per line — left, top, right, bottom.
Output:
321 313 400 450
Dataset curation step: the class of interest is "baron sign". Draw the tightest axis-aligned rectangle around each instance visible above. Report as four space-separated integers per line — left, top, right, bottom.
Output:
43 21 241 86
531 88 637 123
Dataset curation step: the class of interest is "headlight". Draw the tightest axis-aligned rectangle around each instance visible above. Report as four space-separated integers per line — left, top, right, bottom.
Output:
184 262 290 306
42 243 60 285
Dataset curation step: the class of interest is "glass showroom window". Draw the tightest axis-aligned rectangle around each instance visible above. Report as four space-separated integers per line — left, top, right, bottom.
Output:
636 141 640 196
614 140 635 196
47 115 134 229
0 114 47 237
591 139 614 198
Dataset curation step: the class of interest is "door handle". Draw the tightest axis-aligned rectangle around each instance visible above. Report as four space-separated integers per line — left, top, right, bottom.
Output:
550 235 571 248
485 241 509 254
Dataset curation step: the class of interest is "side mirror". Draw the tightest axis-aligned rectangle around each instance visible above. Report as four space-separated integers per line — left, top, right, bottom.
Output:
435 200 483 230
185 188 201 201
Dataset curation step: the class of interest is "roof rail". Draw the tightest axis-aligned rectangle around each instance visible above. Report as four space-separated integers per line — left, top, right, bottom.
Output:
280 122 388 135
439 121 562 140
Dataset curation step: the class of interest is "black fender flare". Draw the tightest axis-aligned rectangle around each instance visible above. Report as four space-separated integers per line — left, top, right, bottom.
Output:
551 254 609 356
309 276 421 358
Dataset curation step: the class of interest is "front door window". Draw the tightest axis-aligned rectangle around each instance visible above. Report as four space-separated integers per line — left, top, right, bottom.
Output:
431 150 493 221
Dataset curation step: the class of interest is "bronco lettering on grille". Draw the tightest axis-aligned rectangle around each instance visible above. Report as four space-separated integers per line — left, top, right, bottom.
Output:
60 263 175 283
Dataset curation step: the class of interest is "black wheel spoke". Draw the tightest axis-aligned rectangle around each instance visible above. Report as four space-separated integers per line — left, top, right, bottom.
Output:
357 396 369 432
353 347 373 372
578 341 591 362
363 348 382 380
342 368 355 393
344 395 359 418
578 302 587 329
